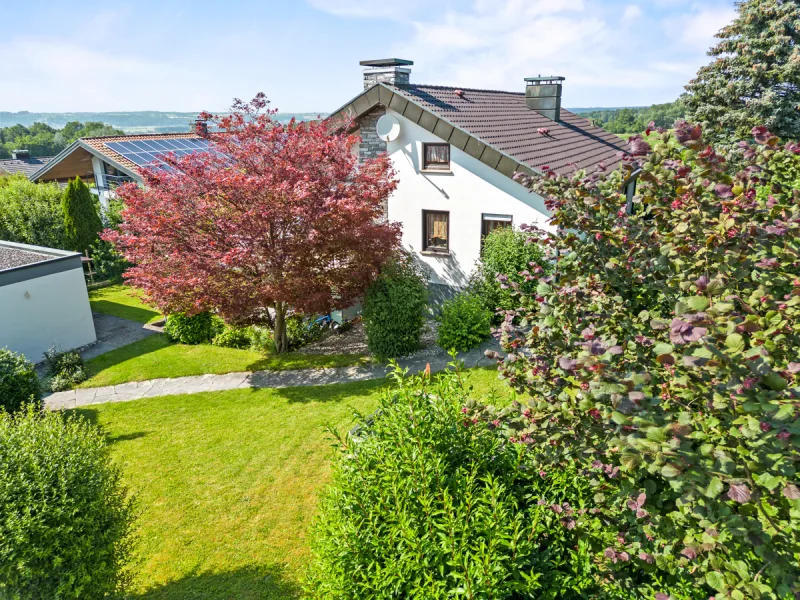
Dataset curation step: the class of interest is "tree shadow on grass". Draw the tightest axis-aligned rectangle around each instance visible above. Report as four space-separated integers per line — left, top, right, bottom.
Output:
67 408 149 446
130 564 301 600
90 299 161 325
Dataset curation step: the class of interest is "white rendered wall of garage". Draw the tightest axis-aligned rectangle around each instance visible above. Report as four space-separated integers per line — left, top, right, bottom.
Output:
0 267 96 362
381 108 555 287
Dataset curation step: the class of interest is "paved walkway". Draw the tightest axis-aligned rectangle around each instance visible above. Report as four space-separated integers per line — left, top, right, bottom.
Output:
44 340 499 411
82 313 158 361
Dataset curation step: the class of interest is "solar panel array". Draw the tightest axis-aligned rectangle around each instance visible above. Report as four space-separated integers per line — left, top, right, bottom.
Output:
104 138 211 168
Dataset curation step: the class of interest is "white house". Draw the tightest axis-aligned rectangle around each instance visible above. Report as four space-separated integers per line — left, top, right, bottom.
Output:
0 241 96 362
331 59 633 298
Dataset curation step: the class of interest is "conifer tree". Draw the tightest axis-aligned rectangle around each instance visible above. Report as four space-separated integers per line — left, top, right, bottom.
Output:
684 0 800 144
62 177 102 255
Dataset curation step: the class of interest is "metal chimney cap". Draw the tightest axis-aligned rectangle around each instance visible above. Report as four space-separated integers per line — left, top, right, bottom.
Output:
360 58 414 67
525 76 565 83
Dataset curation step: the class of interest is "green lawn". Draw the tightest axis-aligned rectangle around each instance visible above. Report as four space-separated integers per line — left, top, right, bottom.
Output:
80 335 370 388
71 367 508 599
89 284 162 324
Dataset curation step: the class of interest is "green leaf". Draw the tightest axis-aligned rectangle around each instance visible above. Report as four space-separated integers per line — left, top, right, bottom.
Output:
705 572 725 592
661 464 680 478
611 411 629 425
705 477 724 498
725 333 745 353
653 342 674 356
764 373 787 391
686 296 709 311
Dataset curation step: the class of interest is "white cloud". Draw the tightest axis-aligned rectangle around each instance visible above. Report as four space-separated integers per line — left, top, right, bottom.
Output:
664 5 737 52
306 0 421 19
378 0 738 106
622 5 643 21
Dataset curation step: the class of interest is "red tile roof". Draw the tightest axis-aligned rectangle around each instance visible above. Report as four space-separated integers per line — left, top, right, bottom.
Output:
388 84 627 175
82 132 202 175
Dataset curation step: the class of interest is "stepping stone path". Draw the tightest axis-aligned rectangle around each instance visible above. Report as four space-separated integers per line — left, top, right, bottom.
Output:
44 340 500 411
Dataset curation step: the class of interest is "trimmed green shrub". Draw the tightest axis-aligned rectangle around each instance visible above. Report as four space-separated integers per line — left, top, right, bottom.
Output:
362 255 428 360
164 311 215 344
212 325 252 349
62 176 102 255
483 125 800 598
305 366 602 598
0 348 41 413
0 174 67 249
437 292 492 352
43 347 87 392
0 406 135 599
470 227 548 321
90 239 129 283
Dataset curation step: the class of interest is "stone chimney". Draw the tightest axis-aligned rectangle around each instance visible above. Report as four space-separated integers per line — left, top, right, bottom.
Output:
525 76 565 122
360 58 413 89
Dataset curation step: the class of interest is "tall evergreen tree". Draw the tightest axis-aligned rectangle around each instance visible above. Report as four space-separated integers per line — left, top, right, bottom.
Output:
684 0 800 144
62 177 102 255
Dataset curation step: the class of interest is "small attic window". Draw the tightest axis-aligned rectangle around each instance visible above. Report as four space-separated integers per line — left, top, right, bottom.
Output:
423 143 450 171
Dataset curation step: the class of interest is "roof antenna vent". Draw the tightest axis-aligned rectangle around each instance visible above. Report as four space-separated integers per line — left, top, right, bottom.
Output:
525 76 565 122
360 58 413 90
11 149 31 160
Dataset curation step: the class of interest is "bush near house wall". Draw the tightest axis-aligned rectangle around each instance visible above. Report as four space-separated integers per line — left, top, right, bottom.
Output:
469 227 548 322
436 292 492 352
0 348 41 413
0 406 135 599
362 254 428 360
476 124 800 599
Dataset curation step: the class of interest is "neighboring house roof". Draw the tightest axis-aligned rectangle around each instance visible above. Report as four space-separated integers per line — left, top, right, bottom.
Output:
330 82 629 181
29 133 204 182
0 156 53 178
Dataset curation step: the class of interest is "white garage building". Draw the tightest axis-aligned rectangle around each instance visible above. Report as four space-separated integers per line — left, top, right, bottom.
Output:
0 241 96 363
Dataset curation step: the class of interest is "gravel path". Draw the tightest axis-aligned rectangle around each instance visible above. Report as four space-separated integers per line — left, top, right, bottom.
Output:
44 337 500 411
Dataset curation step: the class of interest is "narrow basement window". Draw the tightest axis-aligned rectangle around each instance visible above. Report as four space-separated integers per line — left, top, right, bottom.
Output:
423 143 450 171
423 210 450 254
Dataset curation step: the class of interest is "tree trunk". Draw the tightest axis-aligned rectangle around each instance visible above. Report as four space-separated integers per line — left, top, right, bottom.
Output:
273 303 289 354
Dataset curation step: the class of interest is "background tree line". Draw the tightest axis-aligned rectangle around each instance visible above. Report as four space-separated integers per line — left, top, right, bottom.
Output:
0 121 124 159
581 100 686 134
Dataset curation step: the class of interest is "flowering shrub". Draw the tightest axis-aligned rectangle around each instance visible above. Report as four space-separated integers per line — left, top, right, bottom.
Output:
475 124 800 599
305 365 611 598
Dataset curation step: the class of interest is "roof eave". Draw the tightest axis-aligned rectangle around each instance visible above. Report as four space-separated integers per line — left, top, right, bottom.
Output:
328 83 541 183
29 140 141 183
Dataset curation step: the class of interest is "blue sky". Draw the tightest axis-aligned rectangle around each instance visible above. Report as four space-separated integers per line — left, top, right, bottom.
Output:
1 0 737 113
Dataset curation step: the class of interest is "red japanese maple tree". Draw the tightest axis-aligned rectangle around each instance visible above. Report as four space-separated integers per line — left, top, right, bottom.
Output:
106 94 401 352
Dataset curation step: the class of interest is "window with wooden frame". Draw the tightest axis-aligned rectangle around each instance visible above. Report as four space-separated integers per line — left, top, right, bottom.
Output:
422 143 450 171
481 214 512 241
423 210 450 254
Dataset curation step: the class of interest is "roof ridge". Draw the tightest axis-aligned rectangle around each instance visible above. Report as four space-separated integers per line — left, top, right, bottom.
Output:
82 132 201 141
394 83 525 96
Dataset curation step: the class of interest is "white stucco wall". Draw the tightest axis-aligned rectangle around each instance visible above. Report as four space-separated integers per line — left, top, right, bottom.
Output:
380 108 555 288
0 267 96 363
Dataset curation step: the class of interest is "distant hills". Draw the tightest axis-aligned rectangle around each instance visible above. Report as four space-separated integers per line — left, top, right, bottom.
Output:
0 111 325 133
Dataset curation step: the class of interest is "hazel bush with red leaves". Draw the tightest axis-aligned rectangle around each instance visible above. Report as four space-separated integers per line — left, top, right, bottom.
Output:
106 95 401 353
469 124 800 599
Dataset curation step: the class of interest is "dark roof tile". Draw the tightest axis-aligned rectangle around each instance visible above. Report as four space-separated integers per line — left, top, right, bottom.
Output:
388 84 627 175
0 156 53 178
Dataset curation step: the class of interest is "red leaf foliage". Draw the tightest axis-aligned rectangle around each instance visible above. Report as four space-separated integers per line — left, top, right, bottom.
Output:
105 94 402 326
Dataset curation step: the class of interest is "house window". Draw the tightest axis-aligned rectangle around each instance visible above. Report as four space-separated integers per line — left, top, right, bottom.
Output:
423 143 450 171
481 214 512 245
423 210 449 254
